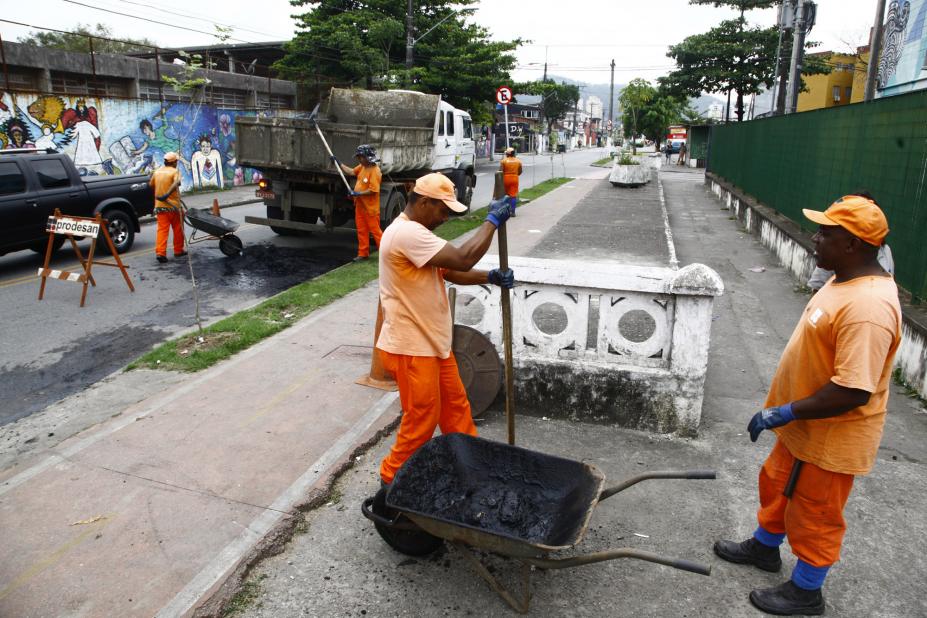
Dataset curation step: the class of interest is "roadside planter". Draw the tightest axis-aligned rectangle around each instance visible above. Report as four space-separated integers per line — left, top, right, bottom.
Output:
609 156 651 187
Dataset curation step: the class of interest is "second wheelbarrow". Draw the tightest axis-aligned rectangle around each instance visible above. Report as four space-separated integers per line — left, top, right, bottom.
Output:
183 206 244 257
362 433 716 613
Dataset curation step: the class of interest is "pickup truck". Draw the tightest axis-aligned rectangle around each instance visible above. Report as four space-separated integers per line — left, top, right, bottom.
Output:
0 149 154 256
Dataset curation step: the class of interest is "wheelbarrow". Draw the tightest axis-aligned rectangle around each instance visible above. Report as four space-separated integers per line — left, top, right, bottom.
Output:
362 433 716 614
183 205 243 257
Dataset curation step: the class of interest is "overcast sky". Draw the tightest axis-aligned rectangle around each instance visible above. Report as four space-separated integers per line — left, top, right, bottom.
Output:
2 0 881 85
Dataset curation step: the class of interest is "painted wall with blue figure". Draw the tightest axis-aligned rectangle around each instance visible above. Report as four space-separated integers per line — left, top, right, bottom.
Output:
0 91 281 191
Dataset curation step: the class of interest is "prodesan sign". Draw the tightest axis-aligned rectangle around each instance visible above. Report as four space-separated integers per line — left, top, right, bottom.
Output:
46 216 101 238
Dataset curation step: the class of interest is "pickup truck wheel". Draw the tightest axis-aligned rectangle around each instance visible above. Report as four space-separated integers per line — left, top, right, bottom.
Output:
100 209 135 254
31 236 65 254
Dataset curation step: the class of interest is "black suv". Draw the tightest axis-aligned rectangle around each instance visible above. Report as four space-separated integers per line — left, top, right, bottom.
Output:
0 149 154 256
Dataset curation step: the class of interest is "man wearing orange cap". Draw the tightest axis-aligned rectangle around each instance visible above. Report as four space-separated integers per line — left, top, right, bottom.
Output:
375 173 515 489
149 151 185 263
500 147 522 200
714 194 902 615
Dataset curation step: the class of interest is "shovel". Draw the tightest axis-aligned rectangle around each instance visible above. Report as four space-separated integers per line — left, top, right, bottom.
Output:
307 103 354 194
493 172 516 446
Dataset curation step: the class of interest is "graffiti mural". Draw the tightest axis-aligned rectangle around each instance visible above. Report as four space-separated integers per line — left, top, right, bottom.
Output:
879 0 927 97
0 91 273 191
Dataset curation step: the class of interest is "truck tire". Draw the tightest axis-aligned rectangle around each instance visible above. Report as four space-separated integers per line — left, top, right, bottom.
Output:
381 191 405 230
450 170 472 211
267 205 299 236
99 209 135 254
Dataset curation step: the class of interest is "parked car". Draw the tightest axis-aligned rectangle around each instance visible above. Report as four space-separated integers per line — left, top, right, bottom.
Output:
668 139 686 154
0 149 154 256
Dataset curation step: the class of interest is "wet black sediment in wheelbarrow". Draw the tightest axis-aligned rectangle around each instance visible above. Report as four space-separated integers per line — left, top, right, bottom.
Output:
388 434 602 547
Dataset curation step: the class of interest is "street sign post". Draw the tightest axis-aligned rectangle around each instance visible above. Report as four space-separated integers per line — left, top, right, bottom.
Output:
496 86 512 151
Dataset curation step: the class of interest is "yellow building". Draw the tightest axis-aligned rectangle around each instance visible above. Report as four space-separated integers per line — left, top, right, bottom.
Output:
850 47 870 104
796 52 862 112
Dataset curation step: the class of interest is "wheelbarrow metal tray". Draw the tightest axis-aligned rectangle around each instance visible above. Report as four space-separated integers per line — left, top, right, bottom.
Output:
387 434 605 559
184 208 240 237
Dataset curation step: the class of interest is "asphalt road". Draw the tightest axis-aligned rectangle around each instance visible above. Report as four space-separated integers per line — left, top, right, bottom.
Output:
0 147 609 426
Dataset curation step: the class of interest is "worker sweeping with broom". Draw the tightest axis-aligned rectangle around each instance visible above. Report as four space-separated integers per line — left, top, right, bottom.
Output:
372 174 516 514
334 144 383 262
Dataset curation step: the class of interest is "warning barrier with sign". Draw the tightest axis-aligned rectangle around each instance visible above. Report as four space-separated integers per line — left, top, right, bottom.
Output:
37 209 134 307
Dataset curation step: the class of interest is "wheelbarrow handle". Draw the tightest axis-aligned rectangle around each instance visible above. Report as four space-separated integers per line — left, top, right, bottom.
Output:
523 548 711 577
361 496 400 527
599 470 717 502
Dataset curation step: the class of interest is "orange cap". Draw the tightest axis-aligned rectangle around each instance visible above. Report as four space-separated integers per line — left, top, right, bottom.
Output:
163 151 179 163
802 195 889 246
413 173 467 213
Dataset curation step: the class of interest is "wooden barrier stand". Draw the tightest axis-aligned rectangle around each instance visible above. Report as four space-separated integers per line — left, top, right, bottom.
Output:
37 209 134 307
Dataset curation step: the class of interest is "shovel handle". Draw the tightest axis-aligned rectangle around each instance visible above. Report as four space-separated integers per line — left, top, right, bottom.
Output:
313 121 354 194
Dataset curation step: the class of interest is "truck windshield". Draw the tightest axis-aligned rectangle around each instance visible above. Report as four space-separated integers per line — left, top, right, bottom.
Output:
438 111 445 136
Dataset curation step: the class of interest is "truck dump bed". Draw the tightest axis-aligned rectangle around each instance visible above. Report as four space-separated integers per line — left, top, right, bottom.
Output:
237 89 439 176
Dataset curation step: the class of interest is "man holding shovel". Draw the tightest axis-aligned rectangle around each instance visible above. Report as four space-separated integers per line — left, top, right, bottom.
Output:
335 144 383 262
714 195 901 615
375 173 516 493
149 151 185 263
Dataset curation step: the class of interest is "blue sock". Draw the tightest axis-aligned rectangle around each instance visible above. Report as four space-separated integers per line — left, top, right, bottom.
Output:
753 526 785 548
792 560 830 590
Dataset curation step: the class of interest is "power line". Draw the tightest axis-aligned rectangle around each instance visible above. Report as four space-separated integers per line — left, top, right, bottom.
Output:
113 0 290 40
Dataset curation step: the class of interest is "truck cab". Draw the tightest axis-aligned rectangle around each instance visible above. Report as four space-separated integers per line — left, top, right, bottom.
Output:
432 100 476 204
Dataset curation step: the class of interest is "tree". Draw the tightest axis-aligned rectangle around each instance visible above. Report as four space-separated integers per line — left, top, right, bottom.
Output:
638 89 694 148
665 1 828 121
515 80 580 146
619 78 655 154
277 1 520 120
18 23 156 54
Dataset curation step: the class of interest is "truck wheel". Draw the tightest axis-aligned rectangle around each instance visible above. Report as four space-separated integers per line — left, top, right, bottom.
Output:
381 191 405 230
100 209 135 254
267 206 298 236
450 170 472 211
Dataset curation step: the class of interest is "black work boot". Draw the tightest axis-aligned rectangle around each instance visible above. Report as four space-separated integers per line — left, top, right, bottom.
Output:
750 580 825 615
713 537 782 572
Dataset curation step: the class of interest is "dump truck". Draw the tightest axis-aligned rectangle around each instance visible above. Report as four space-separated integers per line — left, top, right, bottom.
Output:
237 88 477 235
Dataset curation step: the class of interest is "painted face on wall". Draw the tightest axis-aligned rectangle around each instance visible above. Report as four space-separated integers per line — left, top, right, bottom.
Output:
219 114 231 136
199 139 212 155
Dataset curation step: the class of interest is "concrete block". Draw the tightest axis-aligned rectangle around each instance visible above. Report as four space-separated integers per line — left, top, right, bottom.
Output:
609 164 651 186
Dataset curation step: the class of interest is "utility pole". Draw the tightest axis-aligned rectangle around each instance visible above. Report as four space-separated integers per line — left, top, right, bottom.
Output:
864 0 887 101
608 58 615 143
785 0 815 114
540 47 548 154
771 0 794 114
405 0 414 69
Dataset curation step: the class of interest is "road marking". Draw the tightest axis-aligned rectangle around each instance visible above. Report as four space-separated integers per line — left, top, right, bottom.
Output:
155 389 399 618
657 177 679 269
0 301 342 499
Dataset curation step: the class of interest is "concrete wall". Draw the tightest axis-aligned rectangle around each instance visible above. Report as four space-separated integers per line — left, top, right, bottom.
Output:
452 256 724 436
0 90 285 191
707 172 927 400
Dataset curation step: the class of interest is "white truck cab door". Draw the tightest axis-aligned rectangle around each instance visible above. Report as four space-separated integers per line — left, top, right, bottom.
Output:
432 103 456 172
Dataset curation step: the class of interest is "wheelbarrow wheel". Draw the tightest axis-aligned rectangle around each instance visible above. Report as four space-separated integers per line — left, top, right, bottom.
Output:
219 234 243 257
372 486 444 557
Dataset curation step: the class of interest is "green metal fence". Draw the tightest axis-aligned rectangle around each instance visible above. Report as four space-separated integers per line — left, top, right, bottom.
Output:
708 90 927 300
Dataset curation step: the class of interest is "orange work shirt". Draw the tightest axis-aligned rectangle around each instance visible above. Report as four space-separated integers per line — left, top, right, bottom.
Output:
376 213 452 358
769 275 901 475
352 164 382 216
149 166 181 209
500 156 522 179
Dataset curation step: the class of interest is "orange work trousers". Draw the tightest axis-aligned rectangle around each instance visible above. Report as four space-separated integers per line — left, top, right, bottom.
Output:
503 175 519 199
156 209 185 257
378 351 477 483
355 208 383 258
757 440 855 567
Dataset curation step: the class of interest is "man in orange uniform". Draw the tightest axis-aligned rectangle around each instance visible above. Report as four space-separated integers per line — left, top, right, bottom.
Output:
714 195 901 615
336 144 383 262
500 147 522 200
375 173 516 488
149 151 185 263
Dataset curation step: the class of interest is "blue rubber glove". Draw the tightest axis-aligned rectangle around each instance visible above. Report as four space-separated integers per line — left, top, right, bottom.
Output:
330 155 339 165
488 268 515 289
349 190 361 197
486 196 516 228
748 403 795 442
157 193 172 201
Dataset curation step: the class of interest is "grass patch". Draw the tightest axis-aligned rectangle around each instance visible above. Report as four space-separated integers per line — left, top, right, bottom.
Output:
593 156 614 166
223 577 265 616
129 177 572 372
